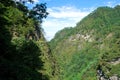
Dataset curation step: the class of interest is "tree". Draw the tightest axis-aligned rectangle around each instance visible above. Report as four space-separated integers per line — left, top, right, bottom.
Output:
29 3 49 23
0 0 50 80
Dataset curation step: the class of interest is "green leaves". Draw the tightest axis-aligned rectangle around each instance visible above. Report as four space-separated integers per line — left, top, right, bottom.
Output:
50 5 120 80
29 3 49 23
0 0 50 80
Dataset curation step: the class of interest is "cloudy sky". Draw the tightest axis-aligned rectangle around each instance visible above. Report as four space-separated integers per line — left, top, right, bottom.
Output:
30 0 120 41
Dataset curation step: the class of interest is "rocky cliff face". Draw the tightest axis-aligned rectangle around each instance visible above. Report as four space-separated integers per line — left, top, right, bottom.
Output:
97 65 120 80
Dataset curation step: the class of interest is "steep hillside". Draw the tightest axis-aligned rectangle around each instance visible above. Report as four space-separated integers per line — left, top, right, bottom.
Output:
0 1 53 80
49 5 120 80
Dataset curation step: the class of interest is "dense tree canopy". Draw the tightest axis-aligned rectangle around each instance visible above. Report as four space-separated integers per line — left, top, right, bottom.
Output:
0 0 51 80
1 0 120 80
49 5 120 80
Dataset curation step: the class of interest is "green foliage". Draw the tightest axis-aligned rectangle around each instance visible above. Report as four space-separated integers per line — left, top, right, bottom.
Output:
50 5 120 80
29 3 49 23
0 0 51 80
0 39 47 80
0 0 15 7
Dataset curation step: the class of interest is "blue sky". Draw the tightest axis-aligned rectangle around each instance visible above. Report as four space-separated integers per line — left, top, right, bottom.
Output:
29 0 120 41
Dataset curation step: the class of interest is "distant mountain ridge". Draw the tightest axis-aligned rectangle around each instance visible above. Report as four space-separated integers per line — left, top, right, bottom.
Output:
49 5 120 80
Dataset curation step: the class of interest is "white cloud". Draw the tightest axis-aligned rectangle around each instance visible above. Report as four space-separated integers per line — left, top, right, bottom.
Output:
105 1 116 7
48 6 90 19
32 0 39 3
104 1 120 7
42 6 93 41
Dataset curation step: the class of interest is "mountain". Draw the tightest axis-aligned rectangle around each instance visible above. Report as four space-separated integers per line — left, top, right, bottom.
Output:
49 5 120 80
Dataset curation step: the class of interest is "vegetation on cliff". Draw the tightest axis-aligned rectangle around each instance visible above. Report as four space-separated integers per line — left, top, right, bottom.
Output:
0 0 120 79
0 0 53 80
50 5 120 80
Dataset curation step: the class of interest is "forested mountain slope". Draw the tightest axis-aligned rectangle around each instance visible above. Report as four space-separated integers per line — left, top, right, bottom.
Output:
49 5 120 80
0 0 53 80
